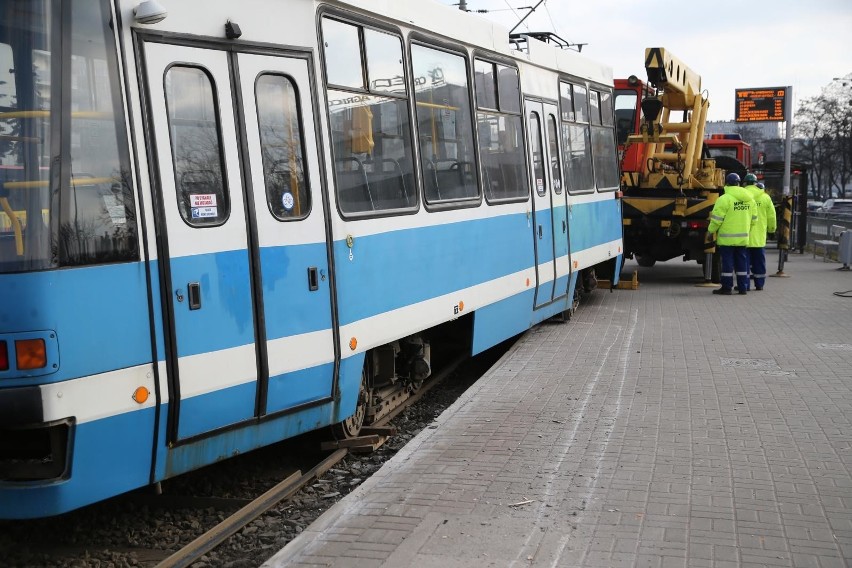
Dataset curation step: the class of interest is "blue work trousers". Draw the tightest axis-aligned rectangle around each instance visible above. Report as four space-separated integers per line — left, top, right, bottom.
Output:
719 245 749 292
747 247 767 290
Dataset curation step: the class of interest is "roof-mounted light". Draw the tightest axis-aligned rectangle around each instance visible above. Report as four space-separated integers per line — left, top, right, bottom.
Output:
134 0 168 24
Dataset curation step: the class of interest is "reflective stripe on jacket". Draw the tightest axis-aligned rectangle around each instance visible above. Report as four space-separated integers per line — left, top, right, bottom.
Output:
707 185 756 247
745 184 778 247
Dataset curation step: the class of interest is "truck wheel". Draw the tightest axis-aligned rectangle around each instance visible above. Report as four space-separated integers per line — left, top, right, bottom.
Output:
635 255 656 267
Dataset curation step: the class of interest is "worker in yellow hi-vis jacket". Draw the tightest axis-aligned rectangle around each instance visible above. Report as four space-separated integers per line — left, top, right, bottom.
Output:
707 173 757 296
742 175 777 291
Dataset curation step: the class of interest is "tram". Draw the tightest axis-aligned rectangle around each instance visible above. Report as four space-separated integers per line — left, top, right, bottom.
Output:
0 0 623 518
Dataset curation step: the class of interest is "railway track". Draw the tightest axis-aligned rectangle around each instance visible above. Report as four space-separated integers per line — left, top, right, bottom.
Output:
155 353 469 568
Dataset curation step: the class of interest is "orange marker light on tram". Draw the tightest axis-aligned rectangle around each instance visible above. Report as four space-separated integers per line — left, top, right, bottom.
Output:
349 337 358 351
16 338 47 370
132 387 150 404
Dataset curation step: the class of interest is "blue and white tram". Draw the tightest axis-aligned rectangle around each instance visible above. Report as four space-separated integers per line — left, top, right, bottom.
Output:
0 0 622 518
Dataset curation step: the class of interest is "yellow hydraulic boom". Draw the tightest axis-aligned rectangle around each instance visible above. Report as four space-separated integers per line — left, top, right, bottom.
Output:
625 47 723 191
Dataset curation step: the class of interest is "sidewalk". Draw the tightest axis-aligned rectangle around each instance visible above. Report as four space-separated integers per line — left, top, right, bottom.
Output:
264 253 852 567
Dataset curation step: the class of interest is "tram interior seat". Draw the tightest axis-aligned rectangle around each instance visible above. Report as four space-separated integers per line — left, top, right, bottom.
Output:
363 158 411 209
335 157 374 211
424 158 466 201
482 152 524 200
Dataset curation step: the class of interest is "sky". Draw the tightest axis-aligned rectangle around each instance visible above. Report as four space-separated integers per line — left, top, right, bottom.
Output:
435 0 852 123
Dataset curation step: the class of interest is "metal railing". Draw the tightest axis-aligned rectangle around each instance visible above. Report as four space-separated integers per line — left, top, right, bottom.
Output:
804 212 852 258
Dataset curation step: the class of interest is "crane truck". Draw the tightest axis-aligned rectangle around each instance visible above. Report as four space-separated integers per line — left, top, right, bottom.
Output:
614 48 748 273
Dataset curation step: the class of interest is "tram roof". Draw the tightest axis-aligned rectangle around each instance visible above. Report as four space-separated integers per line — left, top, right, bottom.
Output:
117 0 610 86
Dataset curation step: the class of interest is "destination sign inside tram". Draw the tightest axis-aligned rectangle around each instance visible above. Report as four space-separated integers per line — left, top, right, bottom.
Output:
735 87 787 122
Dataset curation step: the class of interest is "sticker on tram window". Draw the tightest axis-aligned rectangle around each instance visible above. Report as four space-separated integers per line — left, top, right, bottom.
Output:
191 207 218 219
102 195 127 224
190 194 219 219
190 194 217 208
281 192 295 211
536 178 544 193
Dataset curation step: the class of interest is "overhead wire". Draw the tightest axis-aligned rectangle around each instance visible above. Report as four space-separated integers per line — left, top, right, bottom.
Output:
501 0 527 30
543 1 560 36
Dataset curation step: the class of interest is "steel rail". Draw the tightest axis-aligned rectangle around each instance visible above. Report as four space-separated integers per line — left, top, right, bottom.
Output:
155 352 468 567
155 448 347 568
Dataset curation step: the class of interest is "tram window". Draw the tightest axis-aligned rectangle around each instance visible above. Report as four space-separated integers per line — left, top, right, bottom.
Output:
599 90 613 126
573 83 589 124
590 88 618 191
255 74 310 220
412 44 478 204
365 29 406 95
321 19 364 90
591 125 619 190
321 17 416 215
474 59 527 202
0 0 138 271
560 81 594 193
164 66 230 227
65 2 138 265
547 115 563 195
560 83 574 122
497 65 520 114
474 60 497 110
589 91 601 126
66 50 136 252
529 112 545 197
477 113 527 201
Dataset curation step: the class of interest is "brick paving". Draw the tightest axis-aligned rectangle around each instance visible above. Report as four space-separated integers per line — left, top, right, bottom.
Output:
264 254 852 567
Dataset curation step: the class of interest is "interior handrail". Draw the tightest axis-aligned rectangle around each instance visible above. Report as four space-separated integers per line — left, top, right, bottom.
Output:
3 176 118 190
0 110 114 120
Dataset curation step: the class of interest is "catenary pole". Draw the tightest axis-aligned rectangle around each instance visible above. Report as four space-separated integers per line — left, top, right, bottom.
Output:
782 86 793 196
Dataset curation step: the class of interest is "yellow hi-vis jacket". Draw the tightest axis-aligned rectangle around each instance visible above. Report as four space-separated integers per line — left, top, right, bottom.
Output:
744 184 778 248
707 185 757 247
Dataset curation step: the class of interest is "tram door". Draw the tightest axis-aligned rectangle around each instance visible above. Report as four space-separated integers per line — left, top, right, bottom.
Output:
526 100 569 307
142 42 335 441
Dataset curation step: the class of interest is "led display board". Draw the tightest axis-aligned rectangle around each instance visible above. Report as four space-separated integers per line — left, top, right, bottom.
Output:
735 87 787 122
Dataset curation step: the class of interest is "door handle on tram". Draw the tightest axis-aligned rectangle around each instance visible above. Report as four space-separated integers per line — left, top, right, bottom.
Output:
187 282 202 310
538 225 543 239
562 220 567 233
308 267 319 291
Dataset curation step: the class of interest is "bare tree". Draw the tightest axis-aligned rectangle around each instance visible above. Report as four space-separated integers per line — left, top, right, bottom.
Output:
794 74 852 199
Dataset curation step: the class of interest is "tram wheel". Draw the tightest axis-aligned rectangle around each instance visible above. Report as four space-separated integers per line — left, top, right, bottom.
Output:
332 365 369 440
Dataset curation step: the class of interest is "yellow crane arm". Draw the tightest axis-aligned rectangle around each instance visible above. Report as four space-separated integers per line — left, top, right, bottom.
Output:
644 47 702 109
